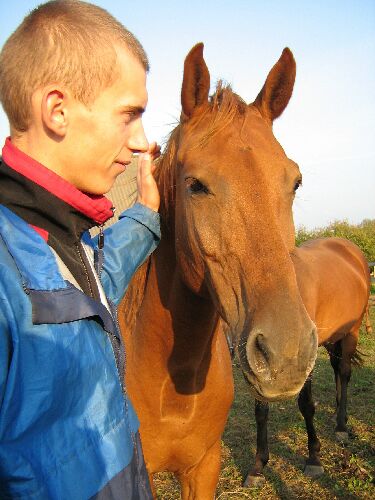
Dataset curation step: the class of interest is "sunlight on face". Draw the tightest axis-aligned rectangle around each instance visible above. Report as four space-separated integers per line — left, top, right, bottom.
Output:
62 46 149 194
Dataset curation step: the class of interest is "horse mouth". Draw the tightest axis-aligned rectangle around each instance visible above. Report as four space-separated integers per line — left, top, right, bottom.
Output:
241 366 300 402
236 344 306 402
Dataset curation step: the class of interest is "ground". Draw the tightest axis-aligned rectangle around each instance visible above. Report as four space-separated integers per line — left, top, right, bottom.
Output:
153 303 375 499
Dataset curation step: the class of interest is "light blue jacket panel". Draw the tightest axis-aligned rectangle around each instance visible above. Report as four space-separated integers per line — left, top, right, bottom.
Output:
0 203 160 499
95 203 160 305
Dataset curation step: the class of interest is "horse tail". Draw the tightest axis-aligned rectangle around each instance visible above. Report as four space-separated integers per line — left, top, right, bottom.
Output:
351 303 372 368
365 302 372 334
351 348 366 368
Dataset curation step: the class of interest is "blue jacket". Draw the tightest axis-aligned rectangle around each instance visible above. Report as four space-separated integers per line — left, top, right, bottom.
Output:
0 203 160 499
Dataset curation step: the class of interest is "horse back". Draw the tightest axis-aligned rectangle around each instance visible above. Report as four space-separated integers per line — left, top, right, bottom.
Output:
292 237 370 344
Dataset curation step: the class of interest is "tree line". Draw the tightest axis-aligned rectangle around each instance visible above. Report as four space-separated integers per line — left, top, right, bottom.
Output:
295 219 375 263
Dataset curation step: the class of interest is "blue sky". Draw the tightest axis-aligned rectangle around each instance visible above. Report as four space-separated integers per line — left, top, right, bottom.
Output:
0 0 374 229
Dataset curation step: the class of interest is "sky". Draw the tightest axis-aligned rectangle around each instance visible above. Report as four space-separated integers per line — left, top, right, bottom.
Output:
0 0 374 229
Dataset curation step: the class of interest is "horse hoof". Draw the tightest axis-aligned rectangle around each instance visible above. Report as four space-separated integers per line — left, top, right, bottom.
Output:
243 474 266 488
335 431 349 443
304 465 324 478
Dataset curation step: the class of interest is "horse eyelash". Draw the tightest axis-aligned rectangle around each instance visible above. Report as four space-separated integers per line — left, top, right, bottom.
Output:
186 177 210 195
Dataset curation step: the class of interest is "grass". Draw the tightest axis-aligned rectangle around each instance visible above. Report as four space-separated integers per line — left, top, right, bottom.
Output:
153 304 375 499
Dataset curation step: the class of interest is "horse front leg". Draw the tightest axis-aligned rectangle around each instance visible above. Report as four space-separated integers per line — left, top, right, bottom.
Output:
178 438 221 500
333 334 357 442
327 340 342 417
298 374 324 477
244 399 269 487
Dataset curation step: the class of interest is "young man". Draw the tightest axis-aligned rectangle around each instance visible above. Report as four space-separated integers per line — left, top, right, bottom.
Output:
0 1 160 498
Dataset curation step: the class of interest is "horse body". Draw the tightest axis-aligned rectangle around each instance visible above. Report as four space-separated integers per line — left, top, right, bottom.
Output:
120 44 318 498
246 237 371 485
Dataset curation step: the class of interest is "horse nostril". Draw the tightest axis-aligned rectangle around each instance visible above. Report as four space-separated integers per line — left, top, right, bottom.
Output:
256 334 270 363
253 334 272 376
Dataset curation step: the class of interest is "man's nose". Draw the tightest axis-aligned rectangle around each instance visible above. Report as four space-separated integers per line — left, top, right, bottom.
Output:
127 120 149 153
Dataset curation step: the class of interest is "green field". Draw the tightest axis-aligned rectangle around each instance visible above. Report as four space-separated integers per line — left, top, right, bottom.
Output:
154 304 375 499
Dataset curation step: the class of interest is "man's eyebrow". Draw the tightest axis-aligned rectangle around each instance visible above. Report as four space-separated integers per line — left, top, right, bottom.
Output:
118 105 145 114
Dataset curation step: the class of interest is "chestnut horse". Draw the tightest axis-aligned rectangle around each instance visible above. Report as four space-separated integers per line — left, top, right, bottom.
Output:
245 237 371 486
119 44 318 499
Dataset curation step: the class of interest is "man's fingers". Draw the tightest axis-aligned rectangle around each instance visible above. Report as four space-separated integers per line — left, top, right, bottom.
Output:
136 150 160 212
148 142 161 161
138 153 156 185
148 141 157 152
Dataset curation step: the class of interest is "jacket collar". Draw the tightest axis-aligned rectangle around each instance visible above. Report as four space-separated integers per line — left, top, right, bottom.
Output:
1 137 114 228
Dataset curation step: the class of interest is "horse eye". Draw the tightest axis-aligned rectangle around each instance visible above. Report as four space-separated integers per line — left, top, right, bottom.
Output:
294 179 302 192
186 177 209 194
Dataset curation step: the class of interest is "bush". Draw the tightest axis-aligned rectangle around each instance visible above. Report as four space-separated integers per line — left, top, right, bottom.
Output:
295 219 375 262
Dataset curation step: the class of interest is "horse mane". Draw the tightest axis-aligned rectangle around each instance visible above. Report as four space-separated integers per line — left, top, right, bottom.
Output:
155 81 247 224
118 258 151 337
120 82 247 332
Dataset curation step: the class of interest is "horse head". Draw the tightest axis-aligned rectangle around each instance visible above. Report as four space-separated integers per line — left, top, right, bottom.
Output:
156 43 318 401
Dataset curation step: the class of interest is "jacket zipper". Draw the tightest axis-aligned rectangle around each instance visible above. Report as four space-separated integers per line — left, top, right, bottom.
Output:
75 242 95 298
93 221 126 393
95 224 105 277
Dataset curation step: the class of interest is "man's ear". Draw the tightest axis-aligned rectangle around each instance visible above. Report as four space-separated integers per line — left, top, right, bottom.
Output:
40 86 69 137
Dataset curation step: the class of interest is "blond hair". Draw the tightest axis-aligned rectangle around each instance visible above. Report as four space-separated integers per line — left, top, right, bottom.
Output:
0 0 149 132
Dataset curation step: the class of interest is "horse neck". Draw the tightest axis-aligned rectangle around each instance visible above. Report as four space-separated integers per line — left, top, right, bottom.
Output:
140 229 219 372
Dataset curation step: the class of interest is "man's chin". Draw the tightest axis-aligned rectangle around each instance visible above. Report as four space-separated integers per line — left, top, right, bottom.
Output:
113 161 128 173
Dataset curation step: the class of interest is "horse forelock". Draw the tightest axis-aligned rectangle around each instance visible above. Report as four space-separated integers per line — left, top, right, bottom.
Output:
155 82 247 226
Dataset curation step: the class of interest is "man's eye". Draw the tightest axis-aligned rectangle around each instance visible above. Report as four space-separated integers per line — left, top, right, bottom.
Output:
186 177 209 194
124 111 137 122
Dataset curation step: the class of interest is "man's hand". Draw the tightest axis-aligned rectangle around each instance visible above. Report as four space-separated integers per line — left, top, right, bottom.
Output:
136 142 160 212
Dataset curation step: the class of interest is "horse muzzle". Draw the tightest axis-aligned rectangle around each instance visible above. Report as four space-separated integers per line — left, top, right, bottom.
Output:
237 323 318 401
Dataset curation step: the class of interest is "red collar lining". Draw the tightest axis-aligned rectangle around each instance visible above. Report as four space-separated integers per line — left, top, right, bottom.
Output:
2 138 114 225
30 224 49 241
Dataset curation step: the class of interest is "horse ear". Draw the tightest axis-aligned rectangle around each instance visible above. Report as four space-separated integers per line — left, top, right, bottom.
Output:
253 47 296 124
181 43 210 119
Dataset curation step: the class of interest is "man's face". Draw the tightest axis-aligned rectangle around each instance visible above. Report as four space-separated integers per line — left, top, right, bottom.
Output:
62 46 149 194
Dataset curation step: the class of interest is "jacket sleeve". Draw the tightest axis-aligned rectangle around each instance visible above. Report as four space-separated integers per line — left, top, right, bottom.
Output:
94 203 161 305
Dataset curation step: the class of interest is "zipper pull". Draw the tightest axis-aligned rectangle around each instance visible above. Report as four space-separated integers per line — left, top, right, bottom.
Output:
95 224 105 276
98 224 104 249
